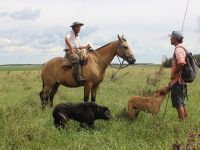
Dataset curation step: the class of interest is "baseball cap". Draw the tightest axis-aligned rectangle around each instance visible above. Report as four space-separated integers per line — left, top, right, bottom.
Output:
169 31 184 41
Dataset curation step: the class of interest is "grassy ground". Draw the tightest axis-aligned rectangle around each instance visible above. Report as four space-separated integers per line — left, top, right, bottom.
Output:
0 64 42 71
0 65 200 150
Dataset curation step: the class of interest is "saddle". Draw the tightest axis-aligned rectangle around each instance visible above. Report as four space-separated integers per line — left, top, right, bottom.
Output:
62 49 88 68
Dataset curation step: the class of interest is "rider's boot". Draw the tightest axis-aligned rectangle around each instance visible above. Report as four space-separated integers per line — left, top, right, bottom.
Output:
72 62 85 85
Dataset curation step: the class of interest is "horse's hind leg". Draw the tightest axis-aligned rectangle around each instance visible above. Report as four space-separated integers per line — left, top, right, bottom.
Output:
40 85 51 109
49 83 60 107
39 80 54 109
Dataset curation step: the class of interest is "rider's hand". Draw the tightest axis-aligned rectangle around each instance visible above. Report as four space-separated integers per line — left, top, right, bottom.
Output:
86 44 91 50
70 48 76 54
168 81 173 88
171 74 179 80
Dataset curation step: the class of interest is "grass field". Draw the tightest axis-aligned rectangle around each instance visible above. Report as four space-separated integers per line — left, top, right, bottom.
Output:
0 65 200 150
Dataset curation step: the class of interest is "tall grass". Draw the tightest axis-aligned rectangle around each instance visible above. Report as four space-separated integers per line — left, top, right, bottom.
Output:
0 65 200 149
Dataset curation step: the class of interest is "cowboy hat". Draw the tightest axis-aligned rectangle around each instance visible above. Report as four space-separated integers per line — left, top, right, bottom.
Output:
70 22 84 27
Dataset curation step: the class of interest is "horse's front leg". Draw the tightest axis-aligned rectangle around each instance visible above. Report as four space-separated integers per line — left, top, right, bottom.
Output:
91 84 100 102
84 82 92 102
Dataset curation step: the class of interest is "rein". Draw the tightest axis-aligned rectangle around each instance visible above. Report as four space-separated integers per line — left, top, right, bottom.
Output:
116 56 130 69
110 56 130 80
92 41 116 67
162 92 170 119
91 41 131 80
93 41 129 69
110 43 131 80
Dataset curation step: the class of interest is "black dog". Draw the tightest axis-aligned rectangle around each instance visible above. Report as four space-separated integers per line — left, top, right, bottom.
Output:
53 102 111 128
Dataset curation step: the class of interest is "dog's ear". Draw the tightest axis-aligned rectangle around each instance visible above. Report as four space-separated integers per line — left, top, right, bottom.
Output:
156 87 169 95
160 90 166 95
155 90 159 94
160 89 169 95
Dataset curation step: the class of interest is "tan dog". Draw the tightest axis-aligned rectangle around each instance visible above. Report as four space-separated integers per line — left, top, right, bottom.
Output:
128 86 170 119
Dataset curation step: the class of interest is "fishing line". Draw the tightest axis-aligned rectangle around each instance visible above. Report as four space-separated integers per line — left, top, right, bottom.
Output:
181 0 190 32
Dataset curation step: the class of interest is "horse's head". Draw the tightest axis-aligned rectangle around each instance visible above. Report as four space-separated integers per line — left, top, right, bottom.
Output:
116 35 136 64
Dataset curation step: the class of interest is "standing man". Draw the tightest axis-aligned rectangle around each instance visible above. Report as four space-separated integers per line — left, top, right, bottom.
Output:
169 31 187 121
62 22 91 85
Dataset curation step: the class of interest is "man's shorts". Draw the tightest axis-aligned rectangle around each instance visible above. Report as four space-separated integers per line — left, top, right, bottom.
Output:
171 81 187 108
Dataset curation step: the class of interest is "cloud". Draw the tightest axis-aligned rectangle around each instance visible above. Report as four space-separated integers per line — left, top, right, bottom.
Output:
0 26 65 59
0 12 9 17
0 25 101 60
197 16 200 32
10 7 41 21
31 26 66 49
80 26 98 37
0 26 73 64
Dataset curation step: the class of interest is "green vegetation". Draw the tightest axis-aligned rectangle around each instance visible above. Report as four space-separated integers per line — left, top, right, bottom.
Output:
162 53 200 68
162 56 172 68
0 64 42 71
193 54 200 67
0 65 200 149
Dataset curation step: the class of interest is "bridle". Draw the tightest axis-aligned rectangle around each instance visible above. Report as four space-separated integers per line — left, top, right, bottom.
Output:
93 40 133 70
110 42 134 80
114 42 132 69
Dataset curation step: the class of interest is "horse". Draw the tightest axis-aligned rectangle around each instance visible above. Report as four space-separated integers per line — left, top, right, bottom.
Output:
39 35 136 108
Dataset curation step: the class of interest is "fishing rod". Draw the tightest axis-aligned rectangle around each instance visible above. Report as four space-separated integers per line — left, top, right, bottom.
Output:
181 0 190 32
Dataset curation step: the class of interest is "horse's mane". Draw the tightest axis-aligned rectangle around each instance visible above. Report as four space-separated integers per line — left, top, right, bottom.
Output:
94 38 127 51
95 42 113 51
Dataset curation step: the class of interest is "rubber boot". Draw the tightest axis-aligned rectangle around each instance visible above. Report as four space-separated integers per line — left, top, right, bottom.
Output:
72 62 85 85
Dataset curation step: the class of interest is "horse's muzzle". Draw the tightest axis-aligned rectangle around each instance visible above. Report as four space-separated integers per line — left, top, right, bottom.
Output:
127 57 136 64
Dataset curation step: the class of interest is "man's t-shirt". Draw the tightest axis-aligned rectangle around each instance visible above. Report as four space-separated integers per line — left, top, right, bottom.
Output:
171 44 186 85
65 30 81 50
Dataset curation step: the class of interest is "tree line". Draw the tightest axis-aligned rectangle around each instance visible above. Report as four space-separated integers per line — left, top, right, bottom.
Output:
162 54 200 68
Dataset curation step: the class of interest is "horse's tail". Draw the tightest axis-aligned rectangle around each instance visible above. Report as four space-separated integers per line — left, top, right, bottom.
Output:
41 76 45 89
40 63 45 88
39 63 45 95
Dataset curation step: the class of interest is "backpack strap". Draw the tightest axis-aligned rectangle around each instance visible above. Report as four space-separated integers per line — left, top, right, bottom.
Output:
175 45 188 53
173 45 187 62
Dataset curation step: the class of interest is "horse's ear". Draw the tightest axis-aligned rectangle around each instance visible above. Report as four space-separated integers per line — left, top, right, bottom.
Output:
118 34 121 40
122 34 124 39
118 34 123 43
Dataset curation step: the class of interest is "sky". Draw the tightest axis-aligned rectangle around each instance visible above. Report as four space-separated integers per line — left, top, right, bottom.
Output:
0 0 200 64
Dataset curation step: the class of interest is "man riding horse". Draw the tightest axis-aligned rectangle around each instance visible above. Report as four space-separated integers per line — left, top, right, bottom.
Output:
62 22 91 85
40 34 136 108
